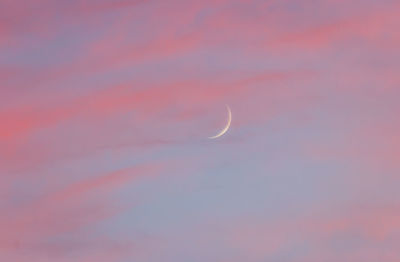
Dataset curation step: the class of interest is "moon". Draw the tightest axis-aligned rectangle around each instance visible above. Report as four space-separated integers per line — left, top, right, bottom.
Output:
208 105 232 139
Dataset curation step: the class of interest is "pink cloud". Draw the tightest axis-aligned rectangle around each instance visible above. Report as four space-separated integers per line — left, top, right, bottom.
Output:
0 161 172 261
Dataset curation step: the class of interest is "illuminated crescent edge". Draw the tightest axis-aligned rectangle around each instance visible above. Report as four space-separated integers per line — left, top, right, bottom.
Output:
208 105 232 139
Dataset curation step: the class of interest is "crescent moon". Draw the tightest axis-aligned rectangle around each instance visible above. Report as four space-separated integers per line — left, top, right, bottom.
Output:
208 105 232 139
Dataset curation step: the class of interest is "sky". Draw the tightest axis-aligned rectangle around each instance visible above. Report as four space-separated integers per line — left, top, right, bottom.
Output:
1 0 400 261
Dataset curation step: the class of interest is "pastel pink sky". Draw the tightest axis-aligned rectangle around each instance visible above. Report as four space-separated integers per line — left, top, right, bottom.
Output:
1 0 400 261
